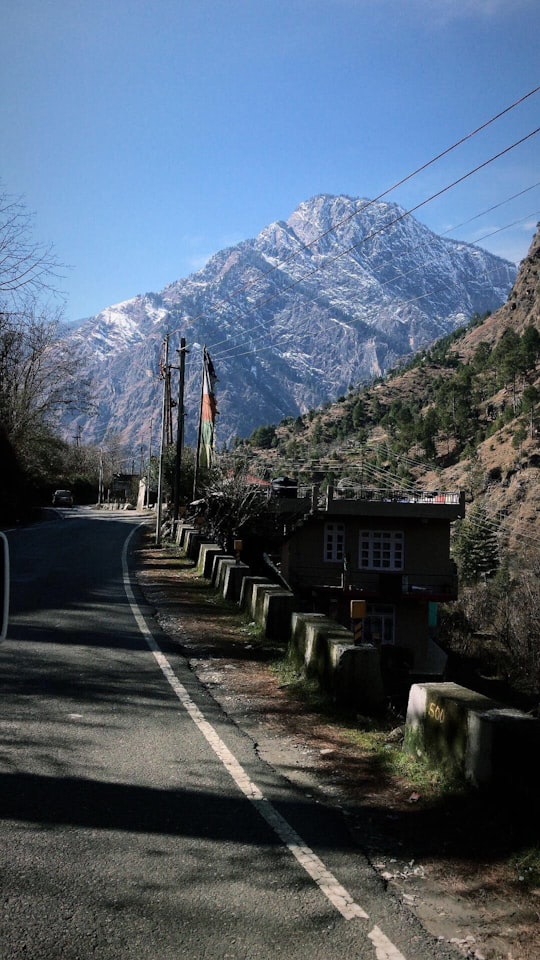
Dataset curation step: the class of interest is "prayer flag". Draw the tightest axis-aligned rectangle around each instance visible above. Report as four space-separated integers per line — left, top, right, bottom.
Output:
198 348 218 469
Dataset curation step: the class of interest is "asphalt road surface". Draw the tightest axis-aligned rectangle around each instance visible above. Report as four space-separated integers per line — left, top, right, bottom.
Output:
0 508 461 960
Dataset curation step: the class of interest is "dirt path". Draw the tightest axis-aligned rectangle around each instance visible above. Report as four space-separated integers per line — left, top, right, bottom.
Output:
134 532 540 960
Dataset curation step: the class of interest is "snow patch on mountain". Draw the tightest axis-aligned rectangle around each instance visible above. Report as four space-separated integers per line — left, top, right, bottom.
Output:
59 193 518 449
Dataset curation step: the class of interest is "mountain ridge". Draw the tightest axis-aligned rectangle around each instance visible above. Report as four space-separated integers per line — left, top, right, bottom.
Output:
60 193 517 449
239 222 539 553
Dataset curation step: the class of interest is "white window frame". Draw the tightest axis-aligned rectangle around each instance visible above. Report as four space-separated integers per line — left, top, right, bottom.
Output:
364 604 395 645
324 522 345 562
359 529 404 571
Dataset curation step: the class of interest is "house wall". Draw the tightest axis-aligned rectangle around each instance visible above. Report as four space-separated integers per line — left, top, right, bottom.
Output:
282 517 455 586
281 515 456 657
392 602 430 666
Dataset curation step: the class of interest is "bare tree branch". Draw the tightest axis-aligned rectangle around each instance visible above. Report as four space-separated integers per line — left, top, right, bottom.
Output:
0 307 94 472
0 189 67 309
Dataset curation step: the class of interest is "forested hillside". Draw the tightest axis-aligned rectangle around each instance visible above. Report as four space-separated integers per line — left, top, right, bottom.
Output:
235 225 540 702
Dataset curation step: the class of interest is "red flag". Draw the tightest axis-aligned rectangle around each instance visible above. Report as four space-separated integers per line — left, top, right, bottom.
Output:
199 348 218 468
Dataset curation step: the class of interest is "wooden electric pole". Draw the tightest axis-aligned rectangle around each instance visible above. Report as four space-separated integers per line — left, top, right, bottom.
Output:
173 338 188 522
155 334 169 546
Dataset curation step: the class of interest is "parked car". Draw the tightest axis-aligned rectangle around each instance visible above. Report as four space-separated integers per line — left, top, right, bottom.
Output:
52 489 74 507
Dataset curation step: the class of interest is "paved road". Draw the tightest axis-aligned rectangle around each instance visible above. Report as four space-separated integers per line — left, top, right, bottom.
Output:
0 508 459 960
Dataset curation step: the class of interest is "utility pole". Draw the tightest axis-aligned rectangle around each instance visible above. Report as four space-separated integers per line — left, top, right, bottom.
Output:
155 335 169 546
173 337 189 522
166 365 174 446
146 417 153 508
98 449 104 505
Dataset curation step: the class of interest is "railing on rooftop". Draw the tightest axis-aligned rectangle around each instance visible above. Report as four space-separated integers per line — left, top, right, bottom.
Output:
331 485 461 505
267 481 462 507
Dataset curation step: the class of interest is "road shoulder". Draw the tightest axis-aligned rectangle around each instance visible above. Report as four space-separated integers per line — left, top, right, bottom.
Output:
133 532 540 960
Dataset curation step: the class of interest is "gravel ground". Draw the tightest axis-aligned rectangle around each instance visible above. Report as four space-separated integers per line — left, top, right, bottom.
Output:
134 531 540 960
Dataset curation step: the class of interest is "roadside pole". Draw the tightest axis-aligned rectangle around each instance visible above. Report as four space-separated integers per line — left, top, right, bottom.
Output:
155 335 169 546
173 338 188 523
0 531 9 641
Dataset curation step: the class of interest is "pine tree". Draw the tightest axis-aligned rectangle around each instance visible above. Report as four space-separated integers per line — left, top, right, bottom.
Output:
452 503 500 585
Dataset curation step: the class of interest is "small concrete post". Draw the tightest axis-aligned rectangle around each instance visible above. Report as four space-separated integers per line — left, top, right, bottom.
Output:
350 599 367 645
233 539 243 565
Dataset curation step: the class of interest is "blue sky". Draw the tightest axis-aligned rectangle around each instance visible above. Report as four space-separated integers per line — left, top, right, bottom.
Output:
1 0 539 323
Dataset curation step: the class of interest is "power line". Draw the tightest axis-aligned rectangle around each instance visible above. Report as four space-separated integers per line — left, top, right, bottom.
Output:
438 181 540 236
207 127 539 361
200 186 540 364
234 428 540 548
258 444 540 546
210 203 539 366
166 85 540 342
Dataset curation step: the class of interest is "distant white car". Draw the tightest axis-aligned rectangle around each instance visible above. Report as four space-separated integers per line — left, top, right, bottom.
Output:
52 489 74 507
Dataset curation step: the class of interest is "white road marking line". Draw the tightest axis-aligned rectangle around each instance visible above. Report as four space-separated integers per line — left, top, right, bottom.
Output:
122 527 408 957
369 927 410 960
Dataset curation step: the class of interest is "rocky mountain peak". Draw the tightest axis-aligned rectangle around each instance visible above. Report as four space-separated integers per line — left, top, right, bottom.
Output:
60 193 518 450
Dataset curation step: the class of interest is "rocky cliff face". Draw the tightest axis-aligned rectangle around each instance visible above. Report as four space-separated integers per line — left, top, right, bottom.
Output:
61 194 517 450
439 224 540 551
455 221 539 360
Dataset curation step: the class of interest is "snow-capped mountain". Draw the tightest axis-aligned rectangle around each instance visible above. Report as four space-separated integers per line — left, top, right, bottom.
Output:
62 194 517 450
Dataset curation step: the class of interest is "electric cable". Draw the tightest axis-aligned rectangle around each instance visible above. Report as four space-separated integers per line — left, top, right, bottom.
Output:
210 205 539 366
165 85 540 341
206 127 539 359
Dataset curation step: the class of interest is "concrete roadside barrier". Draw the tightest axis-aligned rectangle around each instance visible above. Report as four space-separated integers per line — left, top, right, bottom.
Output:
239 577 270 616
251 582 287 625
261 589 295 642
215 559 250 602
177 523 197 551
184 528 203 560
197 543 227 578
404 681 540 787
288 612 385 710
210 553 234 586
